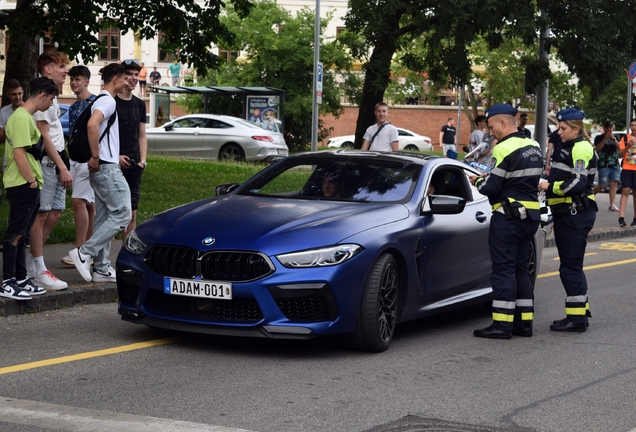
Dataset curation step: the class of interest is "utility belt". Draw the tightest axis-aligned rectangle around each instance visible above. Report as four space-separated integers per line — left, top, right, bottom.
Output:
492 199 539 220
548 194 596 216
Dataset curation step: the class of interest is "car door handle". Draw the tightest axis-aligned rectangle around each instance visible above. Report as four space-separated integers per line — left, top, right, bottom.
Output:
475 212 488 223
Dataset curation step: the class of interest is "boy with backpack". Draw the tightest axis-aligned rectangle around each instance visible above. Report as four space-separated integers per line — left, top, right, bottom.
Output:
69 63 131 283
60 65 97 267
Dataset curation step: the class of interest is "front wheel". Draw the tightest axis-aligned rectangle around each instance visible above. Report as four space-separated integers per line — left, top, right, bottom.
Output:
347 253 399 352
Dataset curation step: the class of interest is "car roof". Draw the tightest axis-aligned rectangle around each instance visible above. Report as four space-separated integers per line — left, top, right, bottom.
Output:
284 149 448 166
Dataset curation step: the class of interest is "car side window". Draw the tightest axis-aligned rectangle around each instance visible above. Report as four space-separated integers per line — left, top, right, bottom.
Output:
398 130 412 137
207 120 233 129
428 167 472 201
173 118 208 129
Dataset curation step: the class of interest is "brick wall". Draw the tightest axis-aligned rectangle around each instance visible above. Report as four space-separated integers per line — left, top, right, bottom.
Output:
321 105 485 150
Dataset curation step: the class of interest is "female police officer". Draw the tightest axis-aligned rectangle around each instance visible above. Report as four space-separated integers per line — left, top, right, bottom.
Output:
538 108 597 332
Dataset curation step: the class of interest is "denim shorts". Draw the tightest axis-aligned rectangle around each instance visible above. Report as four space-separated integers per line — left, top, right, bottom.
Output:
70 161 95 203
39 158 66 212
597 167 621 186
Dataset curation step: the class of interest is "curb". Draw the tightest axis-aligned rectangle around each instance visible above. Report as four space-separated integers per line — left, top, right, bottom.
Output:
544 227 636 248
0 284 117 318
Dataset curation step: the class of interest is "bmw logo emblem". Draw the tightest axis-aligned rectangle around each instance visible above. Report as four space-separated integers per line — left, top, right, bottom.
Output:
202 237 215 246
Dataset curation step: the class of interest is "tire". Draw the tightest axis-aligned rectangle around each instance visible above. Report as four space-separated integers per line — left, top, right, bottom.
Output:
348 253 399 352
404 144 419 151
219 144 245 161
341 141 354 149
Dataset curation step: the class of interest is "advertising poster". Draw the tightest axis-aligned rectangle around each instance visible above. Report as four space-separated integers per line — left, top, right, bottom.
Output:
246 96 281 133
155 94 171 127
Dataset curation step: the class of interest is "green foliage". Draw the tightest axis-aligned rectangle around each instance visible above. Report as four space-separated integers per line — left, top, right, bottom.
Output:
180 0 357 151
580 76 630 130
0 0 253 75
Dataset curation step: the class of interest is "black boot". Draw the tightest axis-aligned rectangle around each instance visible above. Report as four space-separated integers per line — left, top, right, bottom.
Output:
512 325 533 337
473 324 512 339
550 318 587 333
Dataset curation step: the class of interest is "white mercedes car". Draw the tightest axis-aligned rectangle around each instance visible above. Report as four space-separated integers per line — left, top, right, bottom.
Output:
326 127 433 152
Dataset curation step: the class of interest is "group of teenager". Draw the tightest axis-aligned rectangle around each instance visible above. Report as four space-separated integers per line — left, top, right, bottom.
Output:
0 51 147 301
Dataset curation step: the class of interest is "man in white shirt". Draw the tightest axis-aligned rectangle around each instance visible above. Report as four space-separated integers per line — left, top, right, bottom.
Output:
69 63 131 283
361 102 399 152
28 51 70 291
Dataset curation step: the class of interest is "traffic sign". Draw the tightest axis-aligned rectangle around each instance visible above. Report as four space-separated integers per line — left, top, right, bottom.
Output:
628 61 636 80
316 62 323 104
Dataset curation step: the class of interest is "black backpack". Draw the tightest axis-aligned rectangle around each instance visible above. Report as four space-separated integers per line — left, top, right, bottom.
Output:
67 94 117 163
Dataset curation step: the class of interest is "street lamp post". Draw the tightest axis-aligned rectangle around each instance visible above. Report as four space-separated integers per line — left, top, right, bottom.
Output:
310 0 321 151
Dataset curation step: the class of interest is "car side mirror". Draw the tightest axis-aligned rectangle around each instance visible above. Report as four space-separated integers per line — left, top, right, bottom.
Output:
421 195 466 215
164 124 173 131
215 183 241 196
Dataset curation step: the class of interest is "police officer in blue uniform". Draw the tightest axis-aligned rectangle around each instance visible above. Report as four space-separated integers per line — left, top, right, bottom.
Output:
539 108 597 332
469 104 543 339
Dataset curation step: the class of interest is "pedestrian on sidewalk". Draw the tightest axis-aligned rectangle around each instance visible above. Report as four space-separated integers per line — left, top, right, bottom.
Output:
539 108 597 333
618 118 636 227
28 51 70 291
1 78 59 300
593 120 621 212
439 117 456 157
69 63 131 283
361 102 399 152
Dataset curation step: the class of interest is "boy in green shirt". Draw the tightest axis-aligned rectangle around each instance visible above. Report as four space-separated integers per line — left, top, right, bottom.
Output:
1 77 59 300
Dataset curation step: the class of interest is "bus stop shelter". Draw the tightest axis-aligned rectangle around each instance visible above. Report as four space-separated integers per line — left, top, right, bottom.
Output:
148 85 286 132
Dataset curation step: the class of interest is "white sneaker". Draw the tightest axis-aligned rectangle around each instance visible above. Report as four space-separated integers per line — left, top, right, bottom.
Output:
92 266 116 283
61 255 74 266
34 270 68 291
69 248 92 282
17 278 47 296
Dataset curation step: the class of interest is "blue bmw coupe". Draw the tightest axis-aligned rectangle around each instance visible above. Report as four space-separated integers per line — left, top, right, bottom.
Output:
117 150 549 352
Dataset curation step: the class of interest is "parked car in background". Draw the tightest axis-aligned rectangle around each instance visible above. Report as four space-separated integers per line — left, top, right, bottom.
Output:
145 114 289 161
326 128 433 152
59 103 70 139
117 150 551 352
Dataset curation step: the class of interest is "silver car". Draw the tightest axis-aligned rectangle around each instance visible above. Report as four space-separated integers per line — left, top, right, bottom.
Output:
326 127 433 152
146 114 289 161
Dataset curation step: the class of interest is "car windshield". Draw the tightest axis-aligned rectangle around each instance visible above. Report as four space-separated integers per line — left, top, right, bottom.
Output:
242 156 422 203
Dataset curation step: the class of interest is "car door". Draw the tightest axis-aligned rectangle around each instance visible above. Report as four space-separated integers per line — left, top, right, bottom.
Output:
198 119 236 158
150 117 206 156
417 165 492 304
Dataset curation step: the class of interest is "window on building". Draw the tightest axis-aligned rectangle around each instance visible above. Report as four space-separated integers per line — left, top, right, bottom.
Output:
218 48 239 63
336 27 346 39
158 32 179 62
98 21 120 60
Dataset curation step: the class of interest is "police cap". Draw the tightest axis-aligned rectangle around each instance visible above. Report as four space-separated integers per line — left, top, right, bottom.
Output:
485 104 518 118
556 108 585 121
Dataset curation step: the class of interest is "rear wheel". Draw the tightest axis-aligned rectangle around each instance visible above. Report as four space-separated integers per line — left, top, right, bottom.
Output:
404 144 419 151
341 141 354 149
219 144 245 161
347 253 399 352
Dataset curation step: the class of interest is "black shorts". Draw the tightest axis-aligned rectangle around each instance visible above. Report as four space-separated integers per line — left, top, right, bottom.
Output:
139 80 146 86
121 163 144 210
620 169 636 189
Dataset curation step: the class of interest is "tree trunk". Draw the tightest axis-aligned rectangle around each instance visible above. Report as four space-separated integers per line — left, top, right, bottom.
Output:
2 0 39 105
353 36 397 149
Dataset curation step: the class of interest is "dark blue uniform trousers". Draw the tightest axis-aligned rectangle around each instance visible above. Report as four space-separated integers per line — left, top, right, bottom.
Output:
489 212 539 330
553 206 596 323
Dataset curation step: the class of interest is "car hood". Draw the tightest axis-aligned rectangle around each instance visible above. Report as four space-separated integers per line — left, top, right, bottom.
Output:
138 195 409 254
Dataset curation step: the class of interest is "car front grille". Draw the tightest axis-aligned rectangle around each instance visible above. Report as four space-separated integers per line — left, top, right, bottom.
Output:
144 246 274 281
144 289 264 323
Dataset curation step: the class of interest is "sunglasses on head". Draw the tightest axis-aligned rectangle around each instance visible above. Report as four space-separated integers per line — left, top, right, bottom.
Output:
123 59 139 65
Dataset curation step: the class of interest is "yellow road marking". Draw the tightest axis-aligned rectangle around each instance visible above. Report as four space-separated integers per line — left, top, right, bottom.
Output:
538 257 636 279
0 337 179 375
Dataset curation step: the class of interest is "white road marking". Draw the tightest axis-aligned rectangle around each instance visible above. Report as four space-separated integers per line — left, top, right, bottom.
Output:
0 396 256 432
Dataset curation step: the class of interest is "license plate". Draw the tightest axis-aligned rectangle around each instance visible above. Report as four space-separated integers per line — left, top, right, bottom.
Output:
163 277 232 300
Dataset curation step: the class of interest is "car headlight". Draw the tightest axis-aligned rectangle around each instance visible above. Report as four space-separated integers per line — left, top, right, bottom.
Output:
276 244 363 268
123 229 147 255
